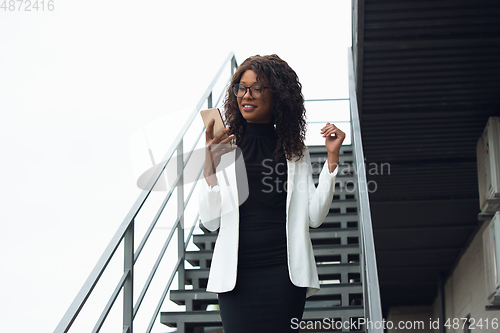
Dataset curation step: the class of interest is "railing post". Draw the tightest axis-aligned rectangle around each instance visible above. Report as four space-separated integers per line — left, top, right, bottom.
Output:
208 92 213 109
177 141 185 290
123 220 134 333
348 47 383 332
231 56 237 75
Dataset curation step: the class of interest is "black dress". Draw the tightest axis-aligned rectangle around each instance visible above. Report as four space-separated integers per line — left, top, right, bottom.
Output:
217 120 307 333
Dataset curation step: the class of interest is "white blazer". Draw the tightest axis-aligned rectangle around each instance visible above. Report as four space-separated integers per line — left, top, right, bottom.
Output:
197 146 338 298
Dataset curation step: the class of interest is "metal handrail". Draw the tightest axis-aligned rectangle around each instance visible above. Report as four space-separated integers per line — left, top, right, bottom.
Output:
348 47 383 331
54 52 237 333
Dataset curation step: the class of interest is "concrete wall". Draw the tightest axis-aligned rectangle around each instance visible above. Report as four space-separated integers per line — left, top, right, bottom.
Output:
386 305 434 332
387 218 499 332
440 219 499 333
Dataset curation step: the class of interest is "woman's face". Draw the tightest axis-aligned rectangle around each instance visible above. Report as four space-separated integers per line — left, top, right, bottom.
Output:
237 70 273 123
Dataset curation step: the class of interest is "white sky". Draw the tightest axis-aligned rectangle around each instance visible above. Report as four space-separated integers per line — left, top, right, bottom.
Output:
0 1 352 332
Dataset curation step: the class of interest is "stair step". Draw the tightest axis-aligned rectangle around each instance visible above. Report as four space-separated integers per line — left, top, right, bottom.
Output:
193 228 360 250
160 306 364 328
197 215 360 235
185 263 361 288
170 283 363 307
185 245 360 268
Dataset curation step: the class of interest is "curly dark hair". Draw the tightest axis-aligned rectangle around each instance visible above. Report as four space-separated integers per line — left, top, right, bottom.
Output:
223 54 307 163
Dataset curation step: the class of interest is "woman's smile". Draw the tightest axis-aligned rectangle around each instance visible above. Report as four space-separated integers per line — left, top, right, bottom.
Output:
241 103 257 112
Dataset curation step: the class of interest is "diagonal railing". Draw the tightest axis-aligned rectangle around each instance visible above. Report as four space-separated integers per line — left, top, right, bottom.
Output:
348 47 383 332
54 52 238 333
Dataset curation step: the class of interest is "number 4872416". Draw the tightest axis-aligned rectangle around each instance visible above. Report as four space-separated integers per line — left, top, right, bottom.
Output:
1 0 55 11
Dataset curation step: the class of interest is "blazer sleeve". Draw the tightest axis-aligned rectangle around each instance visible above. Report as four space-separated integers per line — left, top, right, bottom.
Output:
306 149 339 228
198 177 222 231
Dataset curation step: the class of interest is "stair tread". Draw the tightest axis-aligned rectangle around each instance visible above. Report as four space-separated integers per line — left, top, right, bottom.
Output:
198 215 360 234
169 284 363 307
187 244 359 254
193 227 358 239
192 228 360 249
160 306 364 326
184 264 361 289
172 283 362 296
185 262 359 273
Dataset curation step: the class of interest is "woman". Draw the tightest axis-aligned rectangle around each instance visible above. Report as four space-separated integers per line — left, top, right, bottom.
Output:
198 54 345 332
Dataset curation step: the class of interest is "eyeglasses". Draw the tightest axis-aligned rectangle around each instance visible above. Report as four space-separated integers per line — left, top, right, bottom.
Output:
232 84 271 99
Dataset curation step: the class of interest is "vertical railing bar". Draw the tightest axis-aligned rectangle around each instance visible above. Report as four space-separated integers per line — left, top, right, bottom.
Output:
213 78 232 108
91 270 130 333
184 126 206 173
123 220 134 333
122 326 131 333
145 257 183 333
134 170 183 263
184 212 201 251
231 55 237 76
133 216 182 317
348 47 383 331
177 141 185 291
182 164 203 209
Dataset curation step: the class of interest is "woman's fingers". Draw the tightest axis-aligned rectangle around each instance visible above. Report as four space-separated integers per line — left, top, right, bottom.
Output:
320 123 332 132
321 123 345 138
208 127 233 151
321 124 337 137
220 133 235 144
211 141 236 158
216 127 231 142
205 119 215 142
207 132 236 161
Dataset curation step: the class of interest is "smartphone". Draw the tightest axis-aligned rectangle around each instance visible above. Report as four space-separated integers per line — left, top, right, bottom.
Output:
200 108 232 148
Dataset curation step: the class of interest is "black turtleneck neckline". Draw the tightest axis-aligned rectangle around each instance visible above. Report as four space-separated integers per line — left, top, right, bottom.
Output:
244 120 276 137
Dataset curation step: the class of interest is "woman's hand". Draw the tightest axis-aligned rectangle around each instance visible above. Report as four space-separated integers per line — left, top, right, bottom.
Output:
203 119 237 185
320 122 345 155
320 122 346 173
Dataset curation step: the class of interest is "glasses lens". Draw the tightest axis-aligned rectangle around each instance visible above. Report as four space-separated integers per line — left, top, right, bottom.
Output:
233 84 245 97
250 86 263 98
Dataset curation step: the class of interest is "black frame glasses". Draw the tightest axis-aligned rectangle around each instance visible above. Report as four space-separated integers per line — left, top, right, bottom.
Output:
232 84 271 99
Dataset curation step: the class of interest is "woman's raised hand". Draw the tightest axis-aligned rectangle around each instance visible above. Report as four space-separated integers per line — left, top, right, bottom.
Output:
321 122 346 155
203 119 237 181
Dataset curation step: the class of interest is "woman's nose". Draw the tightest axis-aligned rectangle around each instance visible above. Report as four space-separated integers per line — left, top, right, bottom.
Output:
243 88 254 99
